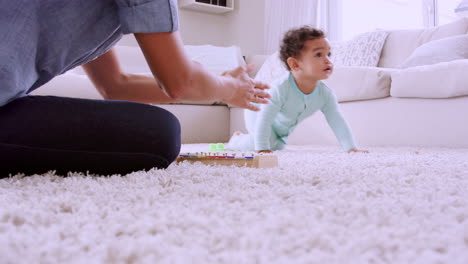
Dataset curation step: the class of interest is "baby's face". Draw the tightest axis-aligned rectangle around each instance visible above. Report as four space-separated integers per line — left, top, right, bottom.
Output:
295 38 333 80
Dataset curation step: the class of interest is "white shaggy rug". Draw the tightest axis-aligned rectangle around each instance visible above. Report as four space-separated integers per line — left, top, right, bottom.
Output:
1 144 468 264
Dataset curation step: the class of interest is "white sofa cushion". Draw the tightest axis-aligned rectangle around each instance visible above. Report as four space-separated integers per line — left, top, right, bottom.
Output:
70 44 245 75
378 18 468 68
185 45 246 74
332 30 388 67
252 52 393 103
399 35 468 68
107 44 245 76
323 66 393 102
30 73 103 99
245 54 269 78
391 59 468 98
253 51 288 84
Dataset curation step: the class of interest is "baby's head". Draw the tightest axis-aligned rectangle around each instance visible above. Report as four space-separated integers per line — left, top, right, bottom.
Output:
280 26 333 80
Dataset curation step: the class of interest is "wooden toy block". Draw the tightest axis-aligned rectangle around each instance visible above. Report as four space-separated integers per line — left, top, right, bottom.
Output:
176 153 278 168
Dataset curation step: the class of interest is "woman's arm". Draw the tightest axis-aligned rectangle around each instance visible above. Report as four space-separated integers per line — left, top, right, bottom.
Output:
82 48 178 104
134 31 270 111
83 31 270 109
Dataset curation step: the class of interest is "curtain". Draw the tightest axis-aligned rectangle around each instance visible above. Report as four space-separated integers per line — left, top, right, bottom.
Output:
316 0 341 41
263 0 319 54
457 0 468 10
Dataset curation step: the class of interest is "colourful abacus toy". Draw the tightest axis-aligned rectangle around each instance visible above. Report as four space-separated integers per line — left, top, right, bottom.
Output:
176 151 278 168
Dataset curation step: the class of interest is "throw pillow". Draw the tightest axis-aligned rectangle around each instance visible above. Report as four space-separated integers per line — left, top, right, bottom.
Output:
399 34 468 68
391 59 468 98
331 30 388 67
379 17 468 68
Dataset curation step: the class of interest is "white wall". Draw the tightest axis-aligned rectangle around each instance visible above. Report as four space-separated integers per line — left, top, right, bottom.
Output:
179 9 232 46
117 8 231 47
117 0 268 56
224 0 267 56
178 0 267 55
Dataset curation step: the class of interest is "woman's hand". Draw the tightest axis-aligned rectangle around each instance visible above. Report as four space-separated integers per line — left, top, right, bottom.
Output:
221 65 271 111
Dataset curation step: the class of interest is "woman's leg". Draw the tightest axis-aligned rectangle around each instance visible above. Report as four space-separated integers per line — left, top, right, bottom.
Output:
0 96 181 177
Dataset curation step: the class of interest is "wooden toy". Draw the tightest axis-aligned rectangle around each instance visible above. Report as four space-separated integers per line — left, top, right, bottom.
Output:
176 152 278 168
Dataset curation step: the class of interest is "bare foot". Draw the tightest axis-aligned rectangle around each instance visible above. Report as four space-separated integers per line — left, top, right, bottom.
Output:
227 131 244 148
228 131 243 144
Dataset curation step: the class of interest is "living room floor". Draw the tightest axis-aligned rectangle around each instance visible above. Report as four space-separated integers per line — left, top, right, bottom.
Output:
1 144 467 263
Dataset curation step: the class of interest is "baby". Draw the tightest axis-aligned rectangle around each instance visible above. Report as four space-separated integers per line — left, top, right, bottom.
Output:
227 26 368 153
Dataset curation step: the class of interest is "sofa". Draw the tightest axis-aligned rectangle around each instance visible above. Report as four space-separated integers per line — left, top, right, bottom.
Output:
33 18 468 148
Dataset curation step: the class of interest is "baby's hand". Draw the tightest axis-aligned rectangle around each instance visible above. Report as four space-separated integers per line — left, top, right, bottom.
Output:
348 149 369 153
257 150 273 153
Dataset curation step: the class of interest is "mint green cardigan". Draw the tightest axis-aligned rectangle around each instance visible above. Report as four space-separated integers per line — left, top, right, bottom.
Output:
228 73 357 152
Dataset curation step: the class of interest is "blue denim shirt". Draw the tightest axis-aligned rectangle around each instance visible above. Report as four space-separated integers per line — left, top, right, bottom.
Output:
0 0 179 106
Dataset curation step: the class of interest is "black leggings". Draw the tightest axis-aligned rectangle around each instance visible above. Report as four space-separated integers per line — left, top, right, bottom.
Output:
0 96 181 177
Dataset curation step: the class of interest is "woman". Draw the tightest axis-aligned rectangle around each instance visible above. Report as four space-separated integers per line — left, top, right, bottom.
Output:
0 0 270 176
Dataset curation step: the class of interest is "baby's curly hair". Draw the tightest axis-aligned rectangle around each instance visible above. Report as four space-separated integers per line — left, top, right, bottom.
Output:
279 26 325 71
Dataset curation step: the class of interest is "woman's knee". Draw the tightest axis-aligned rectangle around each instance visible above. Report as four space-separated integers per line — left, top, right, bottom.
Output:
138 105 181 162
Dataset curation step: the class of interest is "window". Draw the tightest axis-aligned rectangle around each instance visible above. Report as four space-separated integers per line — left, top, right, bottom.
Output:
334 0 463 41
339 0 425 40
437 0 463 25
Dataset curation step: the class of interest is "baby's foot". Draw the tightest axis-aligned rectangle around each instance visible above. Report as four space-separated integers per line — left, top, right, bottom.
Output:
227 131 243 146
226 130 248 151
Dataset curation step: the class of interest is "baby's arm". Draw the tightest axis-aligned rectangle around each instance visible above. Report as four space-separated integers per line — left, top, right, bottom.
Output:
321 89 367 153
253 84 282 151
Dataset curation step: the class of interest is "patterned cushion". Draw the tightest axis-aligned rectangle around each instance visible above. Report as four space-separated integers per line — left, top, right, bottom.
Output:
331 30 388 67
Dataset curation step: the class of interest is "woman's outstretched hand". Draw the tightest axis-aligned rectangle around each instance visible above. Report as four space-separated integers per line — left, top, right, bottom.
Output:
221 64 271 111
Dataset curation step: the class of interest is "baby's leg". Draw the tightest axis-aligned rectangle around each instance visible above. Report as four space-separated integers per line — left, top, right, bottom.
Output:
270 134 286 151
